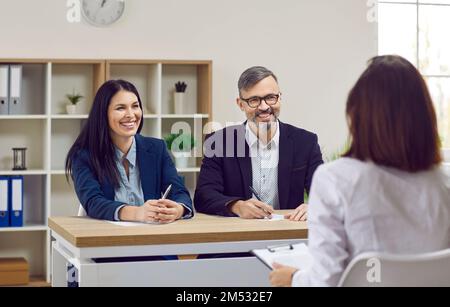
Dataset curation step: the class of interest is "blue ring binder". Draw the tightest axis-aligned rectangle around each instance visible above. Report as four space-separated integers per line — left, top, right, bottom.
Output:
0 176 10 227
9 176 24 227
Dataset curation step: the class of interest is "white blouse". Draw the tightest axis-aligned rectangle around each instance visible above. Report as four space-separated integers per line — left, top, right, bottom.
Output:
293 158 450 287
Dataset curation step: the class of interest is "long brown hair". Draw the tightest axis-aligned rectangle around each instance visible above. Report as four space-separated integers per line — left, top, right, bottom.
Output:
344 55 442 172
65 80 144 187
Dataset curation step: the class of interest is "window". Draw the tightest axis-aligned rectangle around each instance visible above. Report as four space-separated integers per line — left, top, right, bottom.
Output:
378 0 450 152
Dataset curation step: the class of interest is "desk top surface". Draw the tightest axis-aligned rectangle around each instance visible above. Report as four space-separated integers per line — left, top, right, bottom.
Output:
48 211 307 248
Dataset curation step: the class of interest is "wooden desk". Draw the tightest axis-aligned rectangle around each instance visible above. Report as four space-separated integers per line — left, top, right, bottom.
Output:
49 212 307 287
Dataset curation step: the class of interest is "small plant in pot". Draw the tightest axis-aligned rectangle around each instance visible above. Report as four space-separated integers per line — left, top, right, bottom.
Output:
66 91 83 115
164 132 196 168
174 81 187 114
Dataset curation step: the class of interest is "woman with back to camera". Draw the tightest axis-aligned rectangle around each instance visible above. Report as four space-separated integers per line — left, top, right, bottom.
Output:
270 55 450 286
66 79 193 223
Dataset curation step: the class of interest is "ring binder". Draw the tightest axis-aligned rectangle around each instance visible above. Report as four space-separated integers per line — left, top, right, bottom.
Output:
9 65 22 115
0 65 9 115
0 65 22 115
9 176 23 227
0 177 9 227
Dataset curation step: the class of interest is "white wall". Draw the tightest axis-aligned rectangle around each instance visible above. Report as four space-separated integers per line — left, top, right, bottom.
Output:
0 0 377 155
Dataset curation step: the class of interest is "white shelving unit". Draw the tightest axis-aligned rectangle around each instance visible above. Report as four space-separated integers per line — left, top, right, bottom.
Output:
0 59 212 285
0 225 48 232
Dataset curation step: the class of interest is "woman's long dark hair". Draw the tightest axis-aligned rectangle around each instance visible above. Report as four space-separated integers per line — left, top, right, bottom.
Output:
343 55 442 172
65 80 144 187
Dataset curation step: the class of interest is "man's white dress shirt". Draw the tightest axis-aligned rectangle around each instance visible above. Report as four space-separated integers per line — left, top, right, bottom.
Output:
246 121 280 209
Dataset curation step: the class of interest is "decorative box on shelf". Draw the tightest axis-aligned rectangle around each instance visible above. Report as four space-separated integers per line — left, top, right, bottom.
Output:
0 258 29 286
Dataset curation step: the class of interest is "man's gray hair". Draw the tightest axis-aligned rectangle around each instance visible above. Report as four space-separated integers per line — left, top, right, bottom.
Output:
238 66 278 96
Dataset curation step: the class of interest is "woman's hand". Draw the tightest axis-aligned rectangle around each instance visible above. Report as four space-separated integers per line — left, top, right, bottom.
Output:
269 263 298 287
153 199 185 223
134 200 163 223
120 200 185 223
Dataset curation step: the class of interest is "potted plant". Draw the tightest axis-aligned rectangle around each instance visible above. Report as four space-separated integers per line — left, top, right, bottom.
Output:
174 81 187 114
164 132 196 168
66 91 83 115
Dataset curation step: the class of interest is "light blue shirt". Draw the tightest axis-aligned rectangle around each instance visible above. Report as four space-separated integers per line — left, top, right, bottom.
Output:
113 138 145 220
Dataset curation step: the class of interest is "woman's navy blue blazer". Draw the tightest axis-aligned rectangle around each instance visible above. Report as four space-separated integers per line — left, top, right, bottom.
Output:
72 134 193 221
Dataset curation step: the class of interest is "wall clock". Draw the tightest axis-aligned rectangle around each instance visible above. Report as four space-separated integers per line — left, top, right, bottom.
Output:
82 0 125 26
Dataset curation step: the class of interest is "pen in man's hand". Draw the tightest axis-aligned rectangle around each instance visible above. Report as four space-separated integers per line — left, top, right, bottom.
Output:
249 186 272 217
162 184 172 199
249 186 262 201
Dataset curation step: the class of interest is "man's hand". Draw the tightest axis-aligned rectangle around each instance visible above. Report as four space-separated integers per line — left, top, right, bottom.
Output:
284 203 308 221
230 199 274 219
269 263 297 287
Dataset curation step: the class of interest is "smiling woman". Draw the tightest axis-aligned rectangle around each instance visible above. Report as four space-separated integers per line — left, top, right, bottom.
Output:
107 90 142 153
64 80 194 223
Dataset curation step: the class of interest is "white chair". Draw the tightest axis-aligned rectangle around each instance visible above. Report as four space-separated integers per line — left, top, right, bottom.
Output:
77 204 87 217
338 249 450 287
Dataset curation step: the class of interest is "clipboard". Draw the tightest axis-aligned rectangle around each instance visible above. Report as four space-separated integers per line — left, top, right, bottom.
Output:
251 243 312 271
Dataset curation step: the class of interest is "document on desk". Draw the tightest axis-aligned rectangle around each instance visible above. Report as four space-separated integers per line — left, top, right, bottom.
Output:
251 243 312 270
107 221 160 227
263 214 285 221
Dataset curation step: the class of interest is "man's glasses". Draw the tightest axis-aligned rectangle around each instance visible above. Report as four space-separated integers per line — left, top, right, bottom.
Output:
240 93 281 108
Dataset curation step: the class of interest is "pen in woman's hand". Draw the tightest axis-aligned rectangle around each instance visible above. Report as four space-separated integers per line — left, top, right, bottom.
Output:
162 184 172 199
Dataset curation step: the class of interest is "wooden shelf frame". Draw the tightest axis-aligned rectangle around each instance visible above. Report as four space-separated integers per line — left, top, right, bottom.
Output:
0 58 212 285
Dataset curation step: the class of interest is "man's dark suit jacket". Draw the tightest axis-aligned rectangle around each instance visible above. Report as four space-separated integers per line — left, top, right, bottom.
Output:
194 121 324 216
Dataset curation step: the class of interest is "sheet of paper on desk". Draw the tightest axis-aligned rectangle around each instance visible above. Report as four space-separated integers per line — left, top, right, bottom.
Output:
107 221 159 227
263 214 285 221
251 243 313 270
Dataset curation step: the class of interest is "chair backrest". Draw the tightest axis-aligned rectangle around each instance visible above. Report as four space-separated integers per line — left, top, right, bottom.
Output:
77 204 87 217
338 249 450 287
